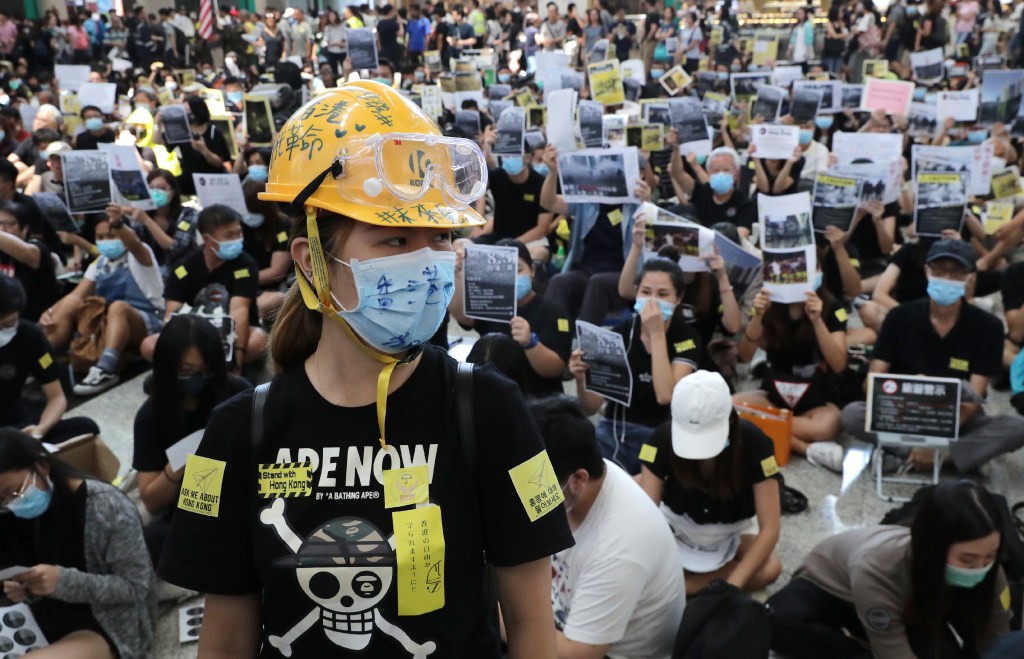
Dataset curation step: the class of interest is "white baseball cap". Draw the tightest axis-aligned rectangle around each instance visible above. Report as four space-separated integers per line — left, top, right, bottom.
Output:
670 370 733 460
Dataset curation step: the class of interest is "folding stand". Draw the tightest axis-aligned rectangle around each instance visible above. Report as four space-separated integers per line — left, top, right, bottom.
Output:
873 433 950 503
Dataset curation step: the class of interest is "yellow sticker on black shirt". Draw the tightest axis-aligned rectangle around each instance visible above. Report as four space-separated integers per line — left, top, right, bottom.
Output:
277 231 288 244
607 208 624 227
639 444 658 463
508 450 564 522
1001 586 1011 610
175 265 188 279
558 318 570 332
38 353 53 369
177 221 191 232
761 455 779 477
257 462 312 498
675 339 696 353
523 193 536 203
393 505 445 616
234 269 250 279
835 308 848 323
950 358 969 372
383 465 430 509
178 454 226 517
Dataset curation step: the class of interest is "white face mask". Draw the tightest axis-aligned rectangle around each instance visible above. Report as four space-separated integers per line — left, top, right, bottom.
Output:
0 325 17 348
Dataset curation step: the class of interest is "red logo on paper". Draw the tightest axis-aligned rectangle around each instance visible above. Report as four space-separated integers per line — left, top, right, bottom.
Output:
882 380 898 394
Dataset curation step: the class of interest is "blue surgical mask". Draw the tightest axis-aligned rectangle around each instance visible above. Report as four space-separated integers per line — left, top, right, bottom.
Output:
799 129 814 145
150 188 169 208
697 155 707 166
925 92 938 105
913 87 927 101
414 70 426 82
814 116 834 130
651 69 664 79
85 117 103 132
0 129 8 142
9 79 20 90
927 277 966 306
498 73 511 83
226 90 244 106
814 271 823 290
532 162 549 176
634 296 675 321
6 473 53 520
372 77 392 86
247 164 269 183
214 237 244 261
709 172 734 194
177 372 210 396
97 238 126 260
945 562 993 589
967 130 988 144
501 156 524 176
516 274 532 301
242 212 265 228
716 71 729 80
329 247 457 353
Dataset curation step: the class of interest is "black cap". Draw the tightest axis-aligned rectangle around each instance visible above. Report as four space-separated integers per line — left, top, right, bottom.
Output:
926 239 976 272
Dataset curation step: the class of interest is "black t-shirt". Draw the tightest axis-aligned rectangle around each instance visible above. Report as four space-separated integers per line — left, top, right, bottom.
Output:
175 124 232 195
163 249 261 327
242 220 292 273
644 11 660 39
848 202 899 263
605 315 702 427
488 168 549 240
766 300 848 375
472 293 573 397
889 242 929 304
1002 262 1024 312
377 16 401 48
874 298 1003 379
757 157 804 196
0 238 59 321
580 204 626 275
690 183 757 231
73 128 116 151
0 320 59 424
643 419 776 525
821 243 861 303
158 347 574 658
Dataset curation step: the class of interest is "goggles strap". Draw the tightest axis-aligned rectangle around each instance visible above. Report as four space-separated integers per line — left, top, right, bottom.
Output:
291 159 343 214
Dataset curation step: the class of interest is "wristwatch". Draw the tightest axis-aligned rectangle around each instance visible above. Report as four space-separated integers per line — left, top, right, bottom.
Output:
524 332 539 350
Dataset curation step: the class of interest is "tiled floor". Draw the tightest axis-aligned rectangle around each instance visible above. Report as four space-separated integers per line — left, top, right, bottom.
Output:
72 321 1024 658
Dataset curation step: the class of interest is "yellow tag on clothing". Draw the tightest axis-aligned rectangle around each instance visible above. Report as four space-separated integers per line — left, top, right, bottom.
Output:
1001 586 1011 611
607 208 624 227
393 505 445 616
175 265 188 279
257 462 312 499
383 465 430 509
950 358 969 372
639 444 658 463
558 318 570 332
523 193 536 203
178 455 226 517
675 339 696 353
761 455 780 477
277 231 288 243
38 353 53 369
971 205 982 216
835 308 849 323
849 258 861 268
234 269 250 279
509 450 564 522
178 221 191 232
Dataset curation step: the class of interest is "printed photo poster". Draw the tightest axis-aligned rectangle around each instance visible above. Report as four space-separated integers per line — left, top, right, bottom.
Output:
751 85 785 122
346 27 379 71
763 246 816 303
771 65 804 90
545 88 578 152
54 64 90 93
700 92 731 125
659 64 692 96
493 106 526 155
210 116 239 160
983 200 1014 234
557 147 640 204
487 98 514 121
649 219 716 272
840 84 864 111
588 59 625 106
462 243 519 323
61 151 112 213
669 97 711 156
578 100 605 148
911 48 945 85
576 320 633 406
936 89 980 123
812 173 862 232
625 124 665 152
488 83 512 100
694 71 729 97
991 166 1023 199
602 114 627 148
914 170 968 236
730 71 771 103
560 70 586 92
455 110 482 138
528 106 545 130
912 142 995 197
750 124 800 161
862 59 889 79
524 130 546 153
979 70 1024 125
863 78 915 116
908 102 939 137
759 192 813 250
794 79 841 113
244 95 276 146
590 39 611 63
643 101 671 127
193 173 247 216
832 132 904 204
99 143 156 210
31 192 78 233
159 105 192 145
424 50 442 74
791 89 822 123
751 34 778 67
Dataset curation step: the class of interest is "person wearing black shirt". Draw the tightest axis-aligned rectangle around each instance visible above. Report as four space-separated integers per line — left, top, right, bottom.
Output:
168 97 230 196
842 239 1024 473
451 239 572 397
0 200 59 322
448 6 477 60
859 238 935 340
141 204 265 371
641 0 661 73
376 4 404 66
673 147 757 237
241 179 292 319
478 131 553 252
611 7 636 62
750 144 804 196
0 159 62 264
72 105 116 151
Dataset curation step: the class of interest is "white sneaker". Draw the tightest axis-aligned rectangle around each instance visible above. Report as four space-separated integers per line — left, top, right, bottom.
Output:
806 441 844 473
73 366 120 396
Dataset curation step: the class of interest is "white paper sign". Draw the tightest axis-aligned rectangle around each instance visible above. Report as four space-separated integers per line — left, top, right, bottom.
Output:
937 89 980 123
193 173 247 215
545 88 578 152
165 429 205 473
0 565 31 580
77 82 117 113
750 124 800 160
55 64 91 93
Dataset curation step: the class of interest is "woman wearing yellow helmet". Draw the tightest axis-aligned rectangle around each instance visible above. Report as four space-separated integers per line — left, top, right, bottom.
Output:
159 81 572 659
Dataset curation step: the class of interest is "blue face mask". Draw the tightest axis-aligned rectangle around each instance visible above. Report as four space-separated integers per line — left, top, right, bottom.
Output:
247 164 269 183
97 238 126 260
532 162 549 176
716 71 729 80
516 274 532 301
150 188 169 208
927 277 966 306
214 237 244 261
226 90 244 106
925 92 938 105
814 116 834 130
697 155 707 166
330 247 457 353
967 130 988 144
9 79 20 90
634 296 675 321
913 87 927 101
498 73 511 83
85 117 103 132
241 212 265 228
709 172 734 195
651 69 665 79
814 271 823 290
414 70 426 82
945 562 993 589
6 473 53 520
799 129 814 145
501 156 524 176
177 373 210 396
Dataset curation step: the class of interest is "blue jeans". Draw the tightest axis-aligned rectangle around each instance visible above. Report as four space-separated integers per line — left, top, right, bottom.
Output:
983 631 1024 658
596 418 658 475
822 55 843 75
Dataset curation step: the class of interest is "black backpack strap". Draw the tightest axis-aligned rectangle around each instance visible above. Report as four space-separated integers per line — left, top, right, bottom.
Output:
250 382 272 455
456 361 476 479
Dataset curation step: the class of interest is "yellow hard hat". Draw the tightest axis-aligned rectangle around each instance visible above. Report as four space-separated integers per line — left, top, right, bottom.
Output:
260 80 487 228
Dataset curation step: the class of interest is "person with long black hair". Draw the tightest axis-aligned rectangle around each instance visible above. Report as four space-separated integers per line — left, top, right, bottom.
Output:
131 315 250 564
0 428 155 659
768 480 1012 658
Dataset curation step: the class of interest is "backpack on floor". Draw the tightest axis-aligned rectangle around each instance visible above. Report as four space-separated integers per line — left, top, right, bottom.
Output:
673 580 771 659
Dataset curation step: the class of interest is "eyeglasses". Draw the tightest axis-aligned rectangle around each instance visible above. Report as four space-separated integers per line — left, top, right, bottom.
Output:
0 471 35 511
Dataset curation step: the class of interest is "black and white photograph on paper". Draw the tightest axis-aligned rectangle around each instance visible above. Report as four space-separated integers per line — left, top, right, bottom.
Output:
840 84 864 110
0 603 49 654
493 106 526 155
244 95 275 146
644 102 671 127
346 27 379 70
694 71 728 97
557 147 639 204
525 130 546 152
790 89 822 122
61 151 112 213
668 97 710 153
759 192 813 249
751 85 785 122
866 373 962 440
528 106 546 129
623 77 642 103
32 191 78 233
730 71 771 102
911 142 993 197
455 110 482 138
650 220 716 271
159 105 192 144
561 70 586 91
700 92 731 125
794 80 840 113
979 69 1024 124
488 99 514 120
578 100 605 148
763 246 816 303
908 102 939 136
602 114 627 148
489 84 512 100
812 173 862 232
625 125 644 149
911 48 945 85
463 243 519 323
915 170 968 236
576 320 633 406
100 143 156 210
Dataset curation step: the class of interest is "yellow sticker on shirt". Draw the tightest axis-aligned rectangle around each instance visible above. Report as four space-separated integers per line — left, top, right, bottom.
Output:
175 265 188 279
557 318 570 332
383 465 430 509
523 193 536 203
177 221 191 232
393 505 445 616
508 450 564 522
1001 586 1011 610
761 455 779 477
277 231 288 243
38 353 53 369
835 308 849 323
639 444 658 463
849 258 861 269
675 339 696 353
234 269 250 279
257 462 312 499
950 358 970 372
607 208 624 227
177 454 226 517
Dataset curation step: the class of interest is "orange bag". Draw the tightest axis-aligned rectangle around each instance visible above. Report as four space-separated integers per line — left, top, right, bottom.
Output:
736 403 793 466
